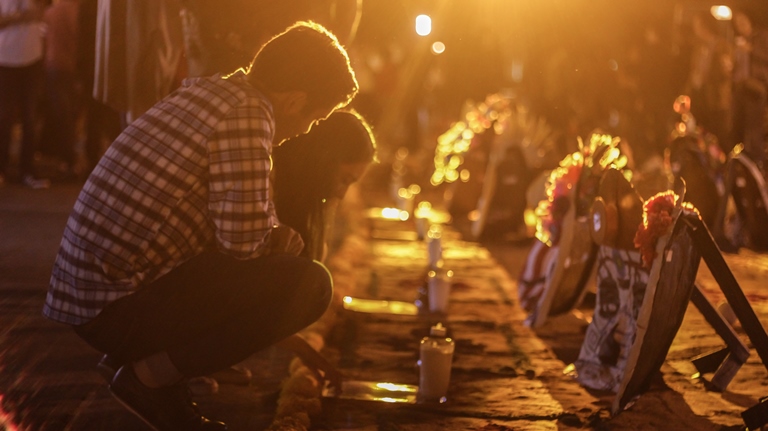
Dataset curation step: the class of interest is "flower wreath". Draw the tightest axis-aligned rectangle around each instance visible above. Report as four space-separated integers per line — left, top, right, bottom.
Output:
534 155 582 246
633 191 678 268
535 133 631 246
431 94 511 186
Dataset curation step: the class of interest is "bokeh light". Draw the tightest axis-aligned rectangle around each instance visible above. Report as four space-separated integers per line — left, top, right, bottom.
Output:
415 14 432 36
710 5 732 20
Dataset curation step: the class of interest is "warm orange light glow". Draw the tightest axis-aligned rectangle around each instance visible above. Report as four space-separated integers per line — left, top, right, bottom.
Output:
432 94 513 186
0 396 18 431
395 147 409 160
342 296 419 315
427 224 442 239
376 383 415 392
380 207 402 219
325 380 418 404
414 202 431 220
511 60 523 83
431 41 445 54
524 208 537 228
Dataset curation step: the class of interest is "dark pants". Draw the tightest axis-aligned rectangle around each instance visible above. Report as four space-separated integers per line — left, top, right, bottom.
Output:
40 68 79 167
0 61 43 177
74 252 333 377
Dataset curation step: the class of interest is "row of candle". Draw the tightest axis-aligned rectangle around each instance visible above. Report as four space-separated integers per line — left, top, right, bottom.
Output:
390 193 456 402
417 209 454 402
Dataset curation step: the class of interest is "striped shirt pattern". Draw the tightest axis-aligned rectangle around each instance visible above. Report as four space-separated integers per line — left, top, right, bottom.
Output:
44 72 278 325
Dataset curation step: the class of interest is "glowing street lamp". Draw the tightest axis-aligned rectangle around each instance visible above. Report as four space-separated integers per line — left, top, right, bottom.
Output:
415 14 432 36
710 5 732 21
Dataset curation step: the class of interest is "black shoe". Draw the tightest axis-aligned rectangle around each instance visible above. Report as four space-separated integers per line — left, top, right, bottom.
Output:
109 365 227 431
21 174 50 189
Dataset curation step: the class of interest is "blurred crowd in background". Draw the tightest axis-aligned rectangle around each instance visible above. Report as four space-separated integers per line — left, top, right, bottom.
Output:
0 0 766 191
350 0 768 173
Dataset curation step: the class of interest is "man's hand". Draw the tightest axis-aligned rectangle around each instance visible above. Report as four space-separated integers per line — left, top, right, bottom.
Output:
276 334 344 395
268 225 304 256
301 353 343 395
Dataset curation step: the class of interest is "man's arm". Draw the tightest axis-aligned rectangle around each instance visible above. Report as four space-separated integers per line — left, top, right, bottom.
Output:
207 101 279 258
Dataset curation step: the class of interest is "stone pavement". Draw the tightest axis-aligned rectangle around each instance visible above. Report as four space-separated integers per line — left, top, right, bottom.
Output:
1 183 767 430
307 199 603 431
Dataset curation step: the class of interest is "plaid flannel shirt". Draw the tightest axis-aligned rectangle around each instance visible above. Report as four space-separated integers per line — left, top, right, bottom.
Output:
44 71 279 325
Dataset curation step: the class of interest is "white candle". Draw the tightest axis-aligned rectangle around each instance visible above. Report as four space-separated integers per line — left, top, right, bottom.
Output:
428 270 453 313
427 225 443 269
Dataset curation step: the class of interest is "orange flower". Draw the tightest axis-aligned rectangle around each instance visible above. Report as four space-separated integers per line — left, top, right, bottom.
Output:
633 191 677 268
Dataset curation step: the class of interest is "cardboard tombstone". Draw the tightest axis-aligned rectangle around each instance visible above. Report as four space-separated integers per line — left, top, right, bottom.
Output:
517 239 558 315
471 144 533 241
717 147 768 250
665 94 725 228
613 179 702 414
471 101 560 241
520 134 632 328
446 129 493 219
527 190 598 328
572 169 647 392
441 95 512 221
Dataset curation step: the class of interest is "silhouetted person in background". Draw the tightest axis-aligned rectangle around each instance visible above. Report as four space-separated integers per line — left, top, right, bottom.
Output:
76 0 121 175
0 0 48 188
41 0 80 180
732 9 768 171
685 11 730 151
